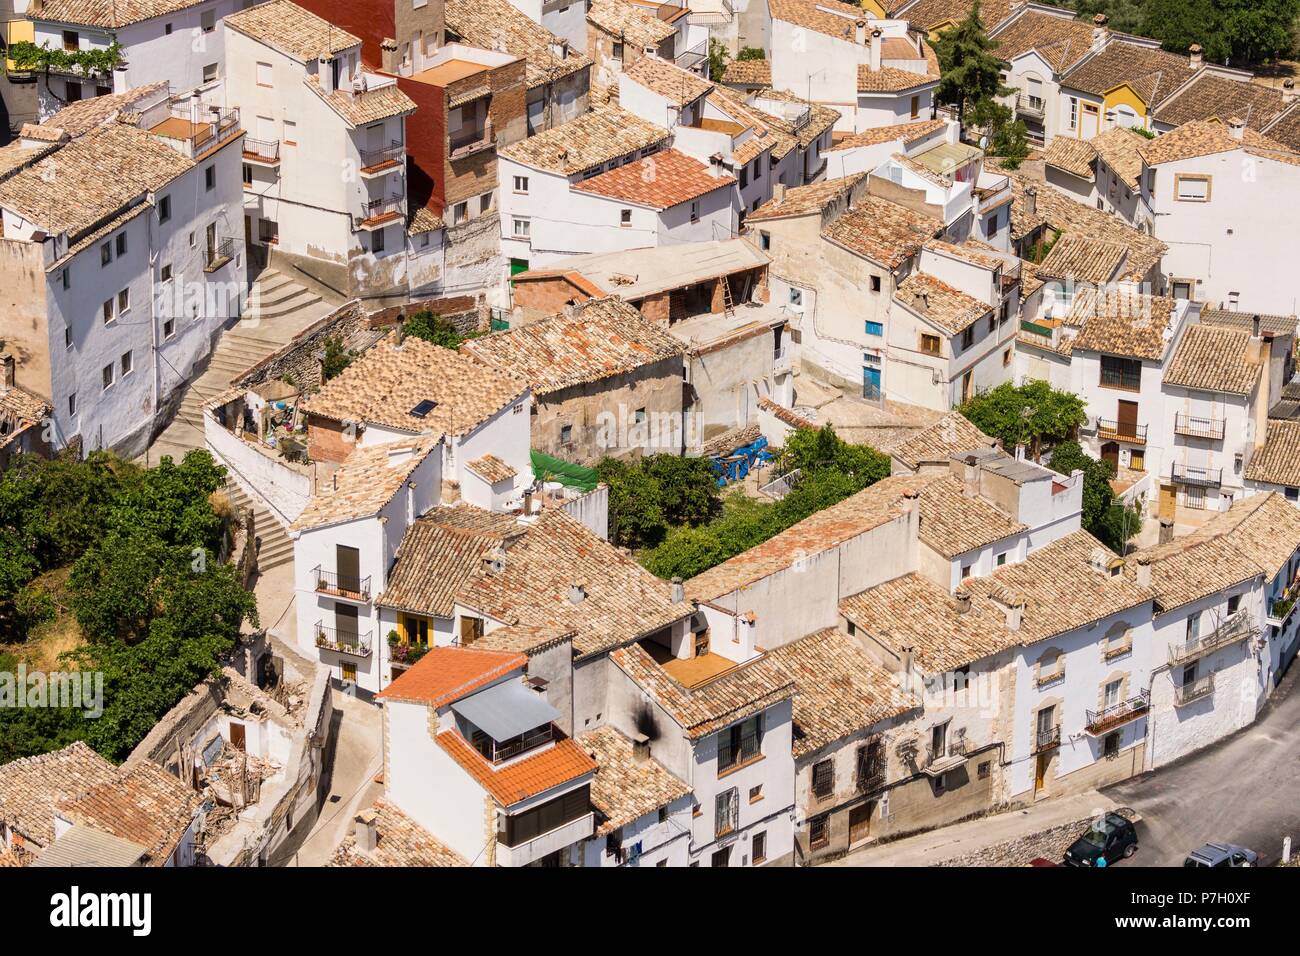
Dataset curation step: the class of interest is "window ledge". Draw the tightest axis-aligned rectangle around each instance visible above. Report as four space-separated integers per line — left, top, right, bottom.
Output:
717 753 765 780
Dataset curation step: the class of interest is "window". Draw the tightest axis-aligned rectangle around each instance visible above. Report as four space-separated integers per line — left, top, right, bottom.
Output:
739 166 749 188
870 275 881 292
1174 174 1211 202
759 230 770 251
102 299 114 324
114 233 127 258
63 81 82 103
453 202 468 224
812 759 834 799
789 288 803 307
68 393 77 417
165 23 172 35
283 120 297 145
1288 487 1299 502
204 166 215 191
120 350 133 376
996 552 1007 566
258 219 279 244
1228 594 1241 616
60 268 70 290
480 193 493 215
717 714 762 772
961 326 975 350
100 242 112 267
512 217 530 239
203 63 219 84
620 208 632 227
1037 648 1064 685
612 41 625 61
919 333 941 356
910 94 920 119
633 407 646 424
985 211 998 239
864 320 883 336
371 227 385 253
1068 97 1078 130
689 200 699 223
256 61 273 87
1103 678 1122 709
560 424 573 445
201 8 215 31
1171 279 1193 300
101 363 114 391
752 831 767 864
1099 354 1141 391
117 288 129 313
64 327 73 351
163 318 175 340
809 815 830 849
513 175 529 193
498 785 590 847
1103 731 1120 758
1003 347 1012 367
749 784 763 803
714 787 739 838
158 195 171 223
160 263 172 282
1187 611 1201 640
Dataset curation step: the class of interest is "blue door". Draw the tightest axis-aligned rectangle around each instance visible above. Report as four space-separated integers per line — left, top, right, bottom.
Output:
863 364 881 401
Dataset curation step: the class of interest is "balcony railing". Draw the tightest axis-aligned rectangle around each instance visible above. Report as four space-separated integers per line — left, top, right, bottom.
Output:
1032 725 1061 753
449 119 493 159
1171 462 1222 488
1269 597 1296 628
314 622 373 657
1016 94 1045 119
159 102 240 159
360 140 404 173
1174 672 1215 706
1085 689 1150 735
476 723 556 765
360 195 404 227
921 739 968 775
1167 609 1252 664
313 565 372 601
242 137 280 164
1174 413 1226 441
675 40 709 73
1097 419 1147 444
204 237 238 273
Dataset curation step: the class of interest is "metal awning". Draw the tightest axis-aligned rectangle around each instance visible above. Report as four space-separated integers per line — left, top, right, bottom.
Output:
451 679 559 742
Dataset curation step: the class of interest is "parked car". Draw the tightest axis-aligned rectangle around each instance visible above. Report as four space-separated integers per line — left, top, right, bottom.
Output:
1184 843 1257 867
1062 813 1138 867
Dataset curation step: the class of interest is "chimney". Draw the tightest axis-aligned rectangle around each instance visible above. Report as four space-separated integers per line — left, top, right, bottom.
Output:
568 582 587 604
671 576 685 603
1158 519 1174 544
354 809 378 853
1248 314 1265 364
1189 43 1203 69
1228 116 1245 140
320 56 336 94
1285 79 1297 104
0 354 13 391
394 317 405 347
954 590 971 614
962 454 979 498
772 182 786 203
870 28 882 72
631 732 651 764
855 18 866 45
1004 600 1023 631
550 39 568 60
1024 185 1038 218
913 290 929 313
1092 13 1109 49
1135 556 1152 589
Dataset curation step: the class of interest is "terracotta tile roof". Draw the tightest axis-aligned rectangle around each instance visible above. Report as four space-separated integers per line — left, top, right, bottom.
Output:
570 147 733 208
28 0 206 28
857 63 940 93
764 628 916 758
924 237 1007 272
1263 102 1300 152
1090 127 1145 188
1164 324 1262 395
758 396 817 430
1154 72 1290 131
463 296 683 396
453 508 688 657
0 142 55 184
376 517 508 616
311 79 417 128
822 194 942 268
0 123 192 239
436 729 596 806
0 382 53 451
579 726 690 833
289 438 441 531
1200 308 1296 336
831 118 946 150
1007 172 1166 281
1068 288 1180 361
722 59 772 86
745 88 840 152
963 530 1155 646
0 743 115 848
377 645 527 707
1061 39 1198 108
1138 117 1297 166
623 54 712 107
892 411 997 470
499 106 670 174
706 87 785 165
472 623 576 654
299 335 527 435
589 0 676 48
989 9 1094 72
328 798 467 866
466 454 518 484
224 0 361 61
1131 494 1300 611
609 643 796 738
43 82 169 137
769 0 879 38
1035 234 1127 284
894 272 990 334
900 0 1017 32
407 205 445 236
841 573 1015 672
917 474 1027 557
56 762 198 866
746 173 864 222
686 473 930 601
446 0 592 90
1043 136 1097 179
1245 421 1300 489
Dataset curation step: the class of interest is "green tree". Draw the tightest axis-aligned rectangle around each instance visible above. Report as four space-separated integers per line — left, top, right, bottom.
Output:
708 38 730 82
933 0 1011 127
1049 440 1141 552
321 336 354 380
404 310 479 349
737 47 765 61
969 97 1029 169
1140 0 1300 65
596 454 721 550
959 380 1087 461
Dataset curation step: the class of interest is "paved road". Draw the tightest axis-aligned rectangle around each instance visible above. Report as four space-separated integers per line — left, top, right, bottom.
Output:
1104 663 1300 866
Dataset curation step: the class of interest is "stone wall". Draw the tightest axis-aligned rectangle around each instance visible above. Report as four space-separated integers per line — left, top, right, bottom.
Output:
235 301 369 393
937 808 1137 867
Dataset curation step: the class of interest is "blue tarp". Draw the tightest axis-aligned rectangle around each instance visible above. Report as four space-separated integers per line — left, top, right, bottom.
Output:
710 436 773 485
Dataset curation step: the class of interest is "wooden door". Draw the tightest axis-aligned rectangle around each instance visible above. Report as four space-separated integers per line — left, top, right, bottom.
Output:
1034 752 1049 793
336 544 360 593
1116 400 1139 440
334 603 359 647
849 802 874 845
1101 442 1119 468
341 661 357 683
229 722 246 752
1159 482 1177 521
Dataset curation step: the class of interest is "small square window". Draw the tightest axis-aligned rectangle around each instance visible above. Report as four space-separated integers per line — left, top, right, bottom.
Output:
158 195 171 223
759 230 770 250
203 63 219 83
201 8 215 32
513 175 528 193
560 424 573 445
68 393 77 416
620 208 632 227
789 288 803 306
163 318 175 339
101 243 112 266
160 263 172 282
870 275 882 292
996 552 1007 566
120 350 133 375
1228 594 1240 615
749 785 763 803
102 363 114 390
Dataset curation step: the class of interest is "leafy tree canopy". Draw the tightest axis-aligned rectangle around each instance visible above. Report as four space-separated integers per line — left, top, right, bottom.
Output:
404 310 481 350
1049 440 1142 552
959 380 1087 461
933 0 1011 125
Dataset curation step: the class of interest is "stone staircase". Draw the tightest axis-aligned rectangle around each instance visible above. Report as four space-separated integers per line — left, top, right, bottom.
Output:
224 477 295 573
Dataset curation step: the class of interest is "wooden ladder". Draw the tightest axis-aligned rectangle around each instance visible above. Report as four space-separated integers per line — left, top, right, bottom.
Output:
721 275 736 319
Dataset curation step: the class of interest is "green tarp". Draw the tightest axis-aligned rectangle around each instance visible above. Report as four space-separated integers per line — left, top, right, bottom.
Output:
530 450 600 492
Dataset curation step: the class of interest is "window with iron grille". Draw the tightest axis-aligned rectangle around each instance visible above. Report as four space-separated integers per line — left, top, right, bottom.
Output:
715 787 739 838
809 815 830 849
717 714 762 772
857 740 884 789
812 759 834 798
1099 355 1141 391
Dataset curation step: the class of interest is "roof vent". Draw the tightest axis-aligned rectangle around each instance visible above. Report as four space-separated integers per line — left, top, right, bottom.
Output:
410 399 437 418
568 582 587 604
1189 43 1203 69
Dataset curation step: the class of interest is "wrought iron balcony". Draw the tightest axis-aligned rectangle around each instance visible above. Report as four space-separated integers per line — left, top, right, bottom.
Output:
1174 413 1226 441
242 137 280 165
360 195 404 228
1171 462 1222 488
921 740 968 775
360 140 404 174
1174 672 1215 706
314 622 373 657
203 237 238 273
313 565 371 601
449 119 493 159
1032 725 1061 754
1016 94 1045 120
1085 689 1150 736
675 40 709 74
1167 609 1252 664
1097 419 1147 444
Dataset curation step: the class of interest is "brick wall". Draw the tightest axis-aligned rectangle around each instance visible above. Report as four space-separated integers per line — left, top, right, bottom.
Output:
397 77 447 213
307 414 357 464
513 276 596 314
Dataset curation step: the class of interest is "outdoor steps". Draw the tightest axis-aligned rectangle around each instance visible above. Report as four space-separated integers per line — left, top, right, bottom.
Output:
245 287 323 323
224 480 294 572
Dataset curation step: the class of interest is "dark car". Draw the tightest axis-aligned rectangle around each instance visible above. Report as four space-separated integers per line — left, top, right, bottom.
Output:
1184 843 1257 867
1062 813 1138 867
